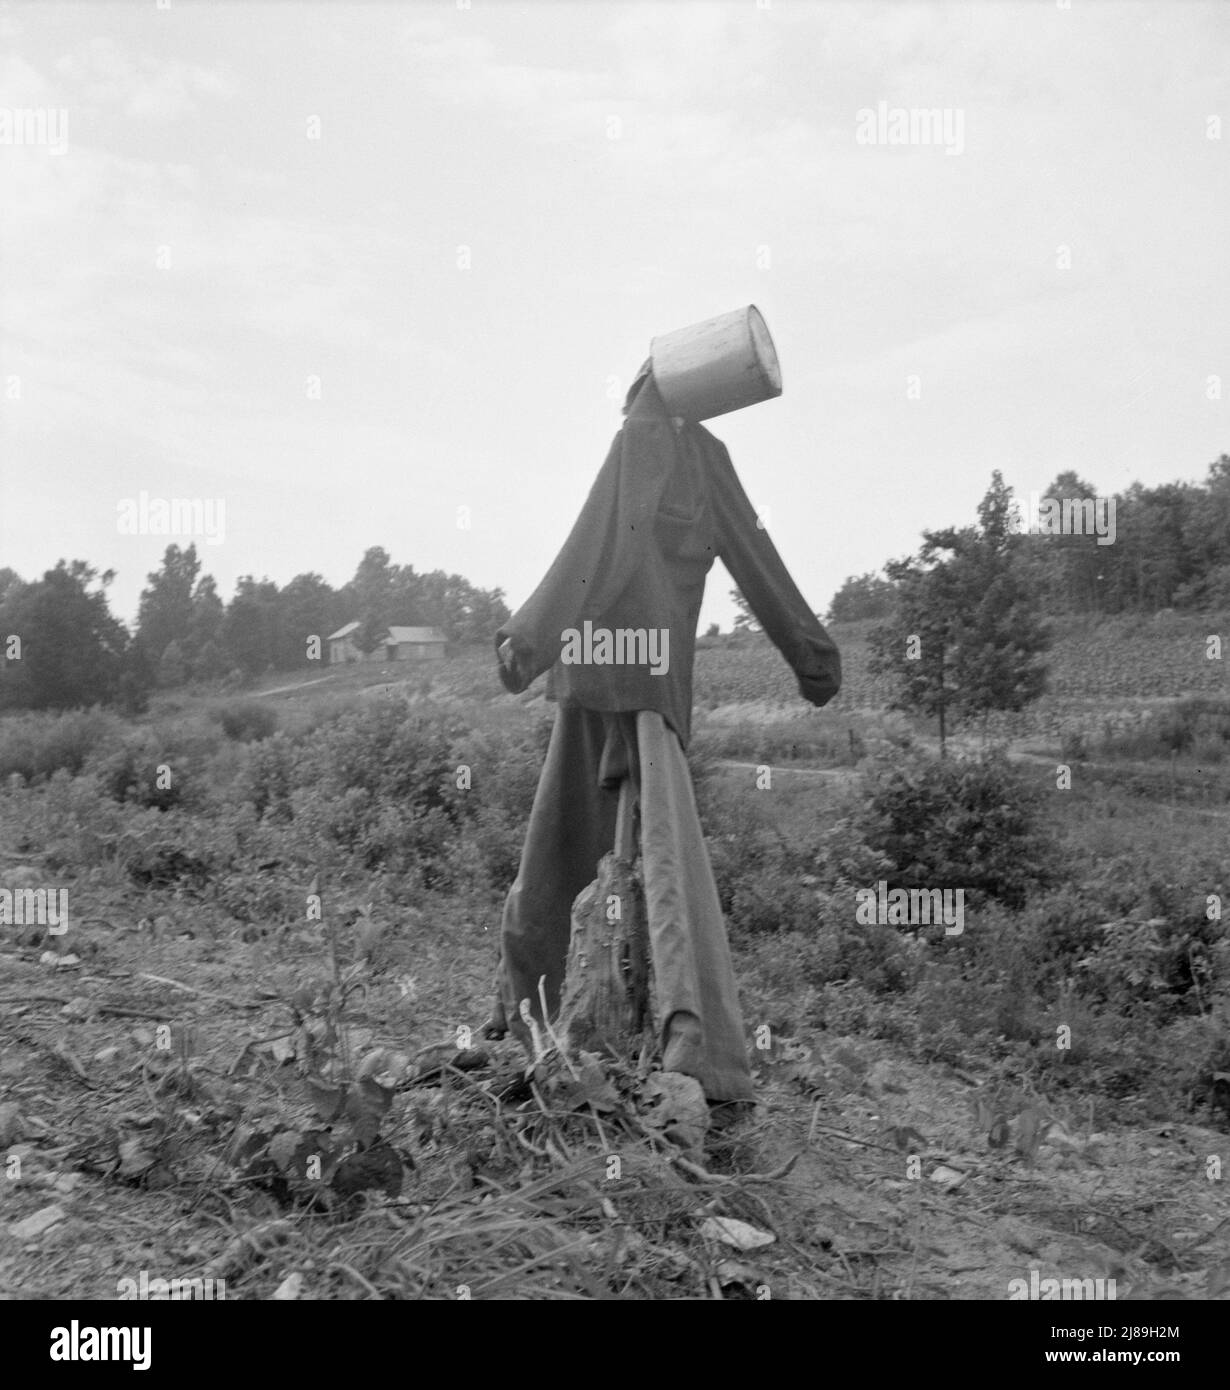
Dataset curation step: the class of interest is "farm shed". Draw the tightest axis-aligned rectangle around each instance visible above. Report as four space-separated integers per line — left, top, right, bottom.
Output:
383 626 448 661
327 621 362 665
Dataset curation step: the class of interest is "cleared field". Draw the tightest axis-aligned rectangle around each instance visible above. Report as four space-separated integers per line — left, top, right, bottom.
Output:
1 616 1227 1302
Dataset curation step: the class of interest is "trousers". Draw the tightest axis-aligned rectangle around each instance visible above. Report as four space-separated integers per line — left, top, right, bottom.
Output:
491 702 754 1103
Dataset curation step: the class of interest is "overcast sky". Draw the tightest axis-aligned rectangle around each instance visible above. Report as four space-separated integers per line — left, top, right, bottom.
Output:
2 0 1227 631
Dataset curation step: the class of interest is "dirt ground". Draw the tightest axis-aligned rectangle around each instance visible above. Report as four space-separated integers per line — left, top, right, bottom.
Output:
2 885 1227 1301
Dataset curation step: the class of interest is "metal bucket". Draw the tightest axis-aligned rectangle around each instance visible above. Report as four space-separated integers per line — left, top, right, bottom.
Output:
650 305 782 422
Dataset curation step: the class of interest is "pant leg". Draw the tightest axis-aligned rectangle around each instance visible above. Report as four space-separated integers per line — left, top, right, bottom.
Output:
495 703 619 1040
636 711 754 1102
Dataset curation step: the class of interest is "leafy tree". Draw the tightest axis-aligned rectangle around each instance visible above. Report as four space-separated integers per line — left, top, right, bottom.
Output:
135 544 201 665
275 572 340 669
346 547 400 654
869 472 1050 755
223 576 281 677
336 548 509 651
356 613 390 659
0 560 133 710
1187 455 1230 584
411 569 509 642
193 638 228 682
827 571 896 623
463 583 512 644
158 638 188 688
1015 471 1105 614
1120 481 1200 611
1003 454 1230 617
187 573 225 674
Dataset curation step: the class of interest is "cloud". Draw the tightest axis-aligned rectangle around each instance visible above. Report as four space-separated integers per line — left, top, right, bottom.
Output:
1 74 428 476
399 18 609 115
0 52 54 103
53 36 236 121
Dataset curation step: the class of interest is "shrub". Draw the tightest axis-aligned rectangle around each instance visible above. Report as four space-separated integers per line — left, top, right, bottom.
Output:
703 801 819 936
1075 908 1225 1021
4 767 131 868
89 732 178 809
0 707 123 782
813 895 922 994
842 749 1059 908
724 859 819 936
441 713 553 890
237 732 297 823
1096 696 1230 764
83 716 218 812
288 698 467 883
814 814 895 890
212 697 278 742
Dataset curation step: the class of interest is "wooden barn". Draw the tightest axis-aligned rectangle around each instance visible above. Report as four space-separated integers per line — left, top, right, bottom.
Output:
327 621 363 665
383 625 448 661
328 622 449 665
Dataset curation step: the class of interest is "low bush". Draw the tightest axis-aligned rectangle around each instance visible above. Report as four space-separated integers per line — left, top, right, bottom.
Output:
0 707 122 782
841 749 1060 909
211 697 279 743
1095 696 1230 764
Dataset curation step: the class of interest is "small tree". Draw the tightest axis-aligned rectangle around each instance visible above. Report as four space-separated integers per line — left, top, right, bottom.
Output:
869 473 1050 755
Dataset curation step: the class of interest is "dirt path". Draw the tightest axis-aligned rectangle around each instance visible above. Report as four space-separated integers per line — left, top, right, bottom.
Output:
253 674 342 698
717 760 859 783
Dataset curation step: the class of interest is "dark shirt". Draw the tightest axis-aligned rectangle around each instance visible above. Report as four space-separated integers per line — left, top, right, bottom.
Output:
495 377 841 747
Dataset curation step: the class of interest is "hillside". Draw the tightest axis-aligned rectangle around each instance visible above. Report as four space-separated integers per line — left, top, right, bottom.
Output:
304 613 1229 740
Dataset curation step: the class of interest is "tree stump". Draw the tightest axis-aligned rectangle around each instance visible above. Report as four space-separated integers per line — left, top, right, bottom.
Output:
557 777 650 1058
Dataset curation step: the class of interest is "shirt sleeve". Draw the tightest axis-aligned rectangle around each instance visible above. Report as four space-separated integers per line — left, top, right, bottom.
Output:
494 409 676 694
707 439 842 708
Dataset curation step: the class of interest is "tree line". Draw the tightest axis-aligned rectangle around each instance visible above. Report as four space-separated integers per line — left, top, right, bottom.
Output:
5 450 1226 721
828 453 1230 622
0 546 510 712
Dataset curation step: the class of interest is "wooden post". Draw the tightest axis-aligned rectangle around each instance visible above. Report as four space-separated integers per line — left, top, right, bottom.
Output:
557 777 651 1058
614 772 637 863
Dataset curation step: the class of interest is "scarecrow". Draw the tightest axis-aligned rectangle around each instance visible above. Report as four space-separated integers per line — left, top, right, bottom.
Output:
484 308 841 1105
